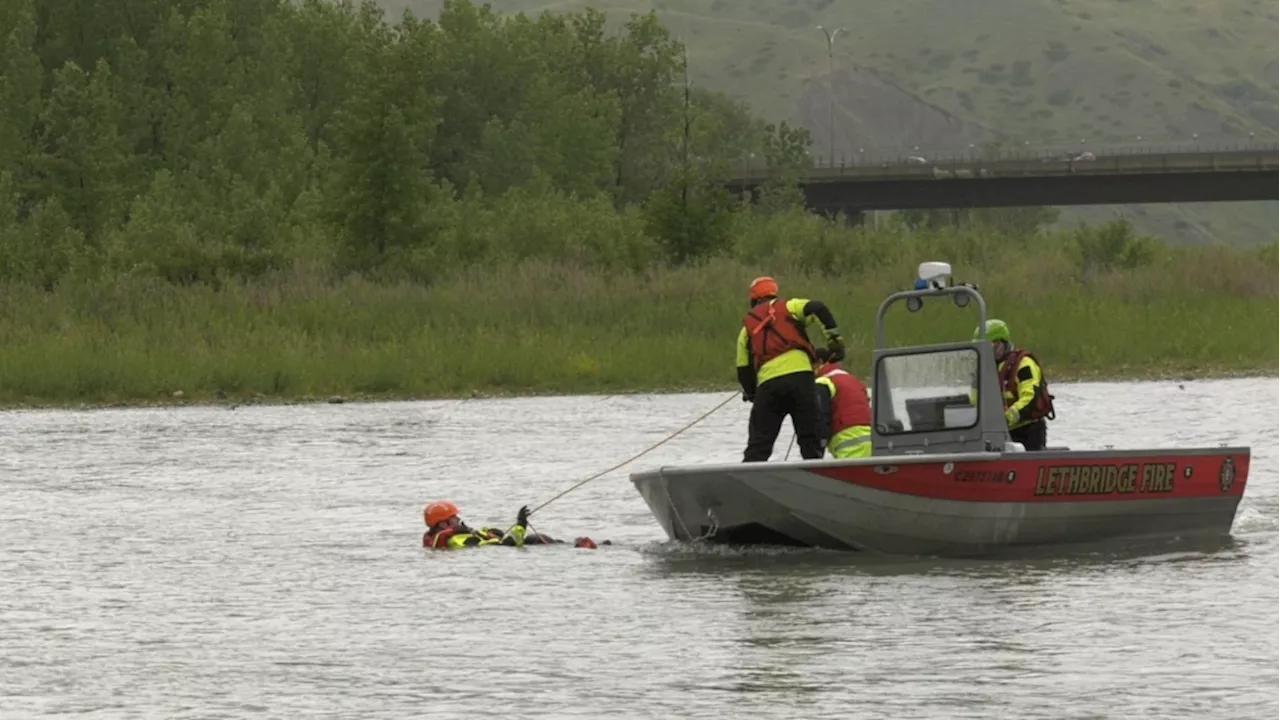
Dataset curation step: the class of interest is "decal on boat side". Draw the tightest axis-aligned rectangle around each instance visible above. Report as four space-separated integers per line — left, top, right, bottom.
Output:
1033 462 1178 496
1219 456 1236 493
1140 462 1178 493
954 470 1015 484
810 452 1246 502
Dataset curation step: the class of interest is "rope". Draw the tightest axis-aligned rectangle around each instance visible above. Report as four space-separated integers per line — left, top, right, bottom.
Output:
661 468 694 539
783 433 796 460
661 468 719 543
529 391 739 516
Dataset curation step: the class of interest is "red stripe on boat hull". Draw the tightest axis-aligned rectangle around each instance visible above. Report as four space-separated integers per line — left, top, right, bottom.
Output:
810 451 1250 503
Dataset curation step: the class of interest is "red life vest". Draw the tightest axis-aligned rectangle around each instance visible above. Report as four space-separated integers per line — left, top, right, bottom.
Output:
999 348 1056 422
743 297 815 370
817 363 872 431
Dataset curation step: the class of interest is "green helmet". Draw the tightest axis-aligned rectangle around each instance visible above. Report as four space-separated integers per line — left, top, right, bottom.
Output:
973 318 1010 343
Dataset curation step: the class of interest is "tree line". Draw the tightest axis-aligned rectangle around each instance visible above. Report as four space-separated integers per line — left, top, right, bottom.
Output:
0 0 1150 294
0 0 833 288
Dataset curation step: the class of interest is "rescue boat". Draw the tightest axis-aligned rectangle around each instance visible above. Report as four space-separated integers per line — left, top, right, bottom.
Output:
629 262 1251 556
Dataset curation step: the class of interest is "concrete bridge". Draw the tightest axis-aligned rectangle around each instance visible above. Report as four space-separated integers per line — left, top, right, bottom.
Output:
725 142 1279 213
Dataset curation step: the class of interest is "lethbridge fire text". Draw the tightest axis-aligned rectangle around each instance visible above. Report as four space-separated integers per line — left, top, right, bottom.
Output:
1033 462 1177 497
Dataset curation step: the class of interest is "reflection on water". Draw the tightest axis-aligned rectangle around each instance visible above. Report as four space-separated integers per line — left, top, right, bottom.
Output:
0 377 1276 719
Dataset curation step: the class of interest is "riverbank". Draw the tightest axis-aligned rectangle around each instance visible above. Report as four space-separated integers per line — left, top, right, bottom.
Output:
0 366 1274 414
0 242 1274 412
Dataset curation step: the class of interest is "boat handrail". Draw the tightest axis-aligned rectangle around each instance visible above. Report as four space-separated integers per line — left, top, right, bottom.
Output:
869 261 1012 457
874 261 988 350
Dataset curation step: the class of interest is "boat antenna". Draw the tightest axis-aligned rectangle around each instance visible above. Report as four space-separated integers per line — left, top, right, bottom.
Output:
527 391 737 517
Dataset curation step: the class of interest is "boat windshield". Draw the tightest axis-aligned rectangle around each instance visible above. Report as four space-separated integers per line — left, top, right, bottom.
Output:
874 347 980 435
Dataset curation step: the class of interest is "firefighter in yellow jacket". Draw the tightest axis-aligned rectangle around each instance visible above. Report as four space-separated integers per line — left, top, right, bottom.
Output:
973 319 1056 451
736 276 846 462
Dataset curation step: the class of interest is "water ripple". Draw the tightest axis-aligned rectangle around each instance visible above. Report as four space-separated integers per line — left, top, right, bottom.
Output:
0 377 1276 719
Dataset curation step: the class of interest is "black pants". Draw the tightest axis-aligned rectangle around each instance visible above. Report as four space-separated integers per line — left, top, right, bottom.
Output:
1010 421 1047 451
744 371 824 462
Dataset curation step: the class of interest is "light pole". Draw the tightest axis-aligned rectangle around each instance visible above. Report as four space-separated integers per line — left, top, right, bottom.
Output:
816 25 845 167
680 44 690 209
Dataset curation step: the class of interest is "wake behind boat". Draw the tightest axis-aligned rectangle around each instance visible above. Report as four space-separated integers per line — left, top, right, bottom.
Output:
630 262 1251 556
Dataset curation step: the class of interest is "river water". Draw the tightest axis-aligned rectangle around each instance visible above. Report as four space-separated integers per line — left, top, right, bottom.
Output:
1 377 1276 719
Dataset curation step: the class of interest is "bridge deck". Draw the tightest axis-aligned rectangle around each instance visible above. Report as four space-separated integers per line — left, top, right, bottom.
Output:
723 144 1279 211
728 147 1279 186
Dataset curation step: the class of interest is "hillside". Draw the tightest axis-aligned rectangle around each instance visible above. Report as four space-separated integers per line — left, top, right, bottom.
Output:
381 0 1279 244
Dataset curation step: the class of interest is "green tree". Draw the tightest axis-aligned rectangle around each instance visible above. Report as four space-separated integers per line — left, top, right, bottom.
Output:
330 7 441 274
564 10 683 201
469 74 620 197
107 169 210 285
683 87 760 178
427 0 532 192
755 121 814 214
1074 218 1155 278
643 167 738 265
0 0 42 189
33 58 132 245
281 0 365 154
0 191 83 290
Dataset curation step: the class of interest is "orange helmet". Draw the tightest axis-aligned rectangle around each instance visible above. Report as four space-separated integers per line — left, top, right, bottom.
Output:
424 500 459 527
749 276 778 301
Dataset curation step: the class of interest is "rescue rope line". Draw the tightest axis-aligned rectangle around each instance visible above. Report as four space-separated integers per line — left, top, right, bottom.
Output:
660 469 694 539
659 469 718 543
529 391 739 516
783 433 796 460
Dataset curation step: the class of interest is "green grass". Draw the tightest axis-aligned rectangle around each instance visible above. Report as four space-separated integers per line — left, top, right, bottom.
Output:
384 0 1279 245
1 211 1274 410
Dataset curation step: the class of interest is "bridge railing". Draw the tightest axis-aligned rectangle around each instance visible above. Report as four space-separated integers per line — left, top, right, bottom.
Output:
731 137 1280 175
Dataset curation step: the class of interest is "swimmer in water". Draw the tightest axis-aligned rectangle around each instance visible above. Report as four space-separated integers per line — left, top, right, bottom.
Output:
422 501 608 549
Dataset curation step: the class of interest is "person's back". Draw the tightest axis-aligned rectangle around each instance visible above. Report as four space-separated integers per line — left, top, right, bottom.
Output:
813 348 872 458
735 276 846 462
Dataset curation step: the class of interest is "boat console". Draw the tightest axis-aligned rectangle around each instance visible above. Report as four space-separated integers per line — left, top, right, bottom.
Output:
868 261 1013 457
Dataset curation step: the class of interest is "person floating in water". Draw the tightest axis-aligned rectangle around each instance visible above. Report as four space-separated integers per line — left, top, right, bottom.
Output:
422 500 606 549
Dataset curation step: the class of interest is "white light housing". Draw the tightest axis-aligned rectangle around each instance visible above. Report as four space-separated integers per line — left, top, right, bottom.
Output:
917 261 952 287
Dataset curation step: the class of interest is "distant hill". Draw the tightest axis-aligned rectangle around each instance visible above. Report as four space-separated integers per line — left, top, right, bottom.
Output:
380 0 1279 245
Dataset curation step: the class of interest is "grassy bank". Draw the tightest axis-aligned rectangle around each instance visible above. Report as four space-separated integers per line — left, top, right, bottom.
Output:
1 214 1275 410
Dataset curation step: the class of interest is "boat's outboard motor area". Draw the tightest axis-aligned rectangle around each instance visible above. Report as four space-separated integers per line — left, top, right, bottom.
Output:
868 261 1012 457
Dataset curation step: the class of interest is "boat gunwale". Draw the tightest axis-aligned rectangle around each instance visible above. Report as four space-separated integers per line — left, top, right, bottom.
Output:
629 445 1253 480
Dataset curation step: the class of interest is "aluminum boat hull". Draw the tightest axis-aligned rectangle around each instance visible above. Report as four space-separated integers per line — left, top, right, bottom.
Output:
630 447 1251 556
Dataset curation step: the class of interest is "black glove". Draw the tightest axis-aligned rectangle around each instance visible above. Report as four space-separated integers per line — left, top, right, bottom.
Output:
742 393 755 403
516 505 531 527
826 334 846 362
